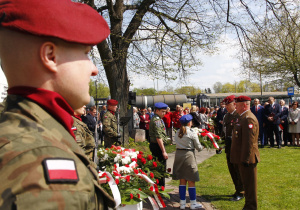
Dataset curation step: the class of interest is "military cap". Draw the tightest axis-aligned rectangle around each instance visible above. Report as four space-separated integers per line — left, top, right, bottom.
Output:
154 102 168 109
222 95 235 105
107 99 118 106
235 95 251 103
0 0 110 45
179 114 193 124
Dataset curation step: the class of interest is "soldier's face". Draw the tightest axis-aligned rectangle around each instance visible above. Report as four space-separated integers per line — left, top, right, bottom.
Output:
225 102 235 113
235 102 244 114
55 43 98 109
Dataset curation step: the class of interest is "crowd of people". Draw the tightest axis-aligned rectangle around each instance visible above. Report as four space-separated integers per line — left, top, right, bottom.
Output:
132 96 300 148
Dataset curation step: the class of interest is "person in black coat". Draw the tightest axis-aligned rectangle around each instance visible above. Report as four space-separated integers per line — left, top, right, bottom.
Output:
83 106 97 136
216 102 227 138
264 97 282 148
279 100 290 146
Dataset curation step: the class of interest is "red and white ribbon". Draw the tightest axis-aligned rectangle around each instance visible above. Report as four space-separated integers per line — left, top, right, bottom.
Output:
99 171 122 207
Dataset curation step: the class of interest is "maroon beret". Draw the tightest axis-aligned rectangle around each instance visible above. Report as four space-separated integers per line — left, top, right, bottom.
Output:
235 96 251 103
107 99 118 106
0 0 110 45
222 95 235 105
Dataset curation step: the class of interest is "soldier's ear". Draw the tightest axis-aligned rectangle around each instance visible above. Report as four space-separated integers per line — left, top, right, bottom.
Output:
40 42 58 73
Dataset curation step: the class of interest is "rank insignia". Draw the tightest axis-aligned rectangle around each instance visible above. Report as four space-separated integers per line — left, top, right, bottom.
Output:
43 158 79 183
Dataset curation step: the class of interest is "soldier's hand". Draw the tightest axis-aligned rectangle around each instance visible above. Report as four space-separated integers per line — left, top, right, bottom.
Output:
163 152 168 160
117 133 121 138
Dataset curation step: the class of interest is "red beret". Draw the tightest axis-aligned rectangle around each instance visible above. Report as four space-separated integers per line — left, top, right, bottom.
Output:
107 99 118 106
222 95 235 105
0 0 110 45
235 96 251 103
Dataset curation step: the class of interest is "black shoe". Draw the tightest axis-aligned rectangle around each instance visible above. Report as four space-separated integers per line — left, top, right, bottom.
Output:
278 145 281 149
230 195 244 201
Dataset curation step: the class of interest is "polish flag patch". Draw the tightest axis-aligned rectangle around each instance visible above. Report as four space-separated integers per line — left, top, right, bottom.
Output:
43 158 79 183
248 124 253 129
71 127 77 131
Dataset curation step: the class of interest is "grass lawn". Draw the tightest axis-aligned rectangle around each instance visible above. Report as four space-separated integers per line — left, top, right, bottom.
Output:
196 146 300 210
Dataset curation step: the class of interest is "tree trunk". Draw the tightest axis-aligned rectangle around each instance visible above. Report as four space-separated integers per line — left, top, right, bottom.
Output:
97 40 131 145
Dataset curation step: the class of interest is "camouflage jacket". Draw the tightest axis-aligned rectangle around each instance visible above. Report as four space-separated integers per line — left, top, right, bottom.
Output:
102 111 119 148
0 95 115 210
149 114 168 144
72 116 95 162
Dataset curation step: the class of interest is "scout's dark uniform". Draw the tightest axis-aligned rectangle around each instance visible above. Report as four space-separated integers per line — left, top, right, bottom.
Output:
231 110 260 210
223 110 244 198
149 107 168 187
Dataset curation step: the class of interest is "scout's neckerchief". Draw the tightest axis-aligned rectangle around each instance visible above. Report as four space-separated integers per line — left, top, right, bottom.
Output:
7 86 75 139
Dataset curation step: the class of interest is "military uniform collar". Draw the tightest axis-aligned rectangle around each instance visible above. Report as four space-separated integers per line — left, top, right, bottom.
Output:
240 109 249 116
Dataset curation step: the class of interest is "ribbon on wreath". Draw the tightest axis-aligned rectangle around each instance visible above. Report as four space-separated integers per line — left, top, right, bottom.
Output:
201 130 220 149
136 174 166 209
99 171 122 207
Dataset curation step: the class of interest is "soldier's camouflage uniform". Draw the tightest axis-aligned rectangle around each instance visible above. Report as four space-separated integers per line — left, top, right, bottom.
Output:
0 95 115 209
149 113 168 186
102 111 119 148
72 116 96 167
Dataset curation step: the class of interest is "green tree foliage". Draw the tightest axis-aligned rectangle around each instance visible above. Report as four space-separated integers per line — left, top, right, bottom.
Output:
133 87 156 96
213 80 262 93
174 86 201 96
213 82 222 93
221 83 235 93
89 80 110 99
226 0 300 88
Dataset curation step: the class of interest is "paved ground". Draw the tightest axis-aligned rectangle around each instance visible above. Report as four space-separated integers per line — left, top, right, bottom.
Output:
143 149 217 210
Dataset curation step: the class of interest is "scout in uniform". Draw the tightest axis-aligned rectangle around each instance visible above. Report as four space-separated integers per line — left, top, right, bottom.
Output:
172 114 203 209
0 0 115 209
231 96 260 210
103 99 121 148
149 102 169 187
222 95 244 201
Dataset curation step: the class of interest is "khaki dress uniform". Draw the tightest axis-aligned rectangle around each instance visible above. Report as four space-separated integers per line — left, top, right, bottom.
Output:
231 110 260 210
72 116 96 162
223 110 244 197
103 110 119 148
149 113 168 186
0 95 115 209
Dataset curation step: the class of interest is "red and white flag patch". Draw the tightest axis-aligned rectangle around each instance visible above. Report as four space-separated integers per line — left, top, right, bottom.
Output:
43 158 79 183
248 124 253 129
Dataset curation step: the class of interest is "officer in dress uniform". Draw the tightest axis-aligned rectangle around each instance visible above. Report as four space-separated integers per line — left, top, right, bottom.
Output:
149 102 169 187
0 0 115 209
103 99 121 148
231 96 260 210
222 95 244 201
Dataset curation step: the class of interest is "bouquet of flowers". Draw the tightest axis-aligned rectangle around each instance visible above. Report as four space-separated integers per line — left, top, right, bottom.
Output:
98 145 171 208
192 128 222 150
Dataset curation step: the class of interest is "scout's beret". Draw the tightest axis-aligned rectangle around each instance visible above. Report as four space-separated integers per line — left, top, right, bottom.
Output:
0 0 110 45
154 102 168 109
107 99 118 106
222 95 235 105
179 114 193 124
235 96 251 103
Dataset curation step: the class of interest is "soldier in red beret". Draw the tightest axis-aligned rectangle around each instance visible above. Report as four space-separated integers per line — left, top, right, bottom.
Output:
103 99 121 148
231 96 260 210
222 95 244 201
0 0 115 209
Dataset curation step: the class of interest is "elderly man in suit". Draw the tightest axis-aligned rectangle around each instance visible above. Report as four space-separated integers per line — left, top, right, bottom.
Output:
264 97 282 148
231 96 260 210
250 98 265 147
